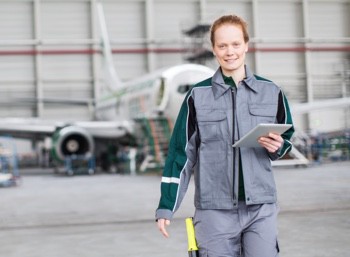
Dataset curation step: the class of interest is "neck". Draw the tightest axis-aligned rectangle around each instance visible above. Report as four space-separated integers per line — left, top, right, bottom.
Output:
222 66 246 86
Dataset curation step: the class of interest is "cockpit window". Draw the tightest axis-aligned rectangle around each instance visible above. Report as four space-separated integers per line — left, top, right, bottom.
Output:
156 78 165 106
177 84 193 94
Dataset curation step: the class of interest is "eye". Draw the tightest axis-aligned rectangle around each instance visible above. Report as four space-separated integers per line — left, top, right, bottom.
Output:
233 42 241 47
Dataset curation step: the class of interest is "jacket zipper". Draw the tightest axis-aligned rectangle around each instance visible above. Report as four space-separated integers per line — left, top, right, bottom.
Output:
231 89 235 146
231 88 236 202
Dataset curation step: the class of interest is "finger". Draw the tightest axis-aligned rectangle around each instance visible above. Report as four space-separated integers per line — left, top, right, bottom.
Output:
157 219 166 236
258 138 281 152
260 135 283 147
268 133 283 143
157 219 170 238
265 141 280 152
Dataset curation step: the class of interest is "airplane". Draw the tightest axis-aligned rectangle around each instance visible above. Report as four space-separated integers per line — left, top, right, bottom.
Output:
0 61 214 174
0 3 214 174
0 3 349 174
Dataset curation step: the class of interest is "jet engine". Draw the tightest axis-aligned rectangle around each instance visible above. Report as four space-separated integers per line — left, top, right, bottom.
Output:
51 126 94 162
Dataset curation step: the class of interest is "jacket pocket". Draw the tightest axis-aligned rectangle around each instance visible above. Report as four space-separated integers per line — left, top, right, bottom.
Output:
249 103 277 124
196 110 226 142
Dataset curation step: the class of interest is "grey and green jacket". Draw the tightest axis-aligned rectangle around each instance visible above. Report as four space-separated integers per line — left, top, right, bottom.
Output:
156 66 294 221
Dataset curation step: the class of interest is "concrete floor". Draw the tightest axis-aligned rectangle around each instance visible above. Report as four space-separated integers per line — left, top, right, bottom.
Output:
0 161 349 257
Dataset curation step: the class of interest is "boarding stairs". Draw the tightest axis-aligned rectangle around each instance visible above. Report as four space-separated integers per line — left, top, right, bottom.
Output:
135 117 173 172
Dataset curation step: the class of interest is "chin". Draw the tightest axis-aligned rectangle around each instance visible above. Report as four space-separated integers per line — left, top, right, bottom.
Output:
223 66 237 73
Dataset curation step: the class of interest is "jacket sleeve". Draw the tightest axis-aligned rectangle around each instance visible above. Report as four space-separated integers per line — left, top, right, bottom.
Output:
268 89 295 160
155 92 198 221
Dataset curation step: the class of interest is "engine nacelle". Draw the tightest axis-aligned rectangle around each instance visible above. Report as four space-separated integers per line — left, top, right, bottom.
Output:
51 126 94 162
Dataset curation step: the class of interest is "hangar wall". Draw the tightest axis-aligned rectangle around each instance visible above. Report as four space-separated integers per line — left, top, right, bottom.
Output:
0 0 349 133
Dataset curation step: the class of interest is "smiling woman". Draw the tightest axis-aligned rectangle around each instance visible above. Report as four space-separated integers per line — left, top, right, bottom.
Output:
156 14 294 257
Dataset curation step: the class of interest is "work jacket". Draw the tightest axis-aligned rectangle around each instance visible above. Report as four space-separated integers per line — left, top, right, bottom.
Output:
156 65 294 221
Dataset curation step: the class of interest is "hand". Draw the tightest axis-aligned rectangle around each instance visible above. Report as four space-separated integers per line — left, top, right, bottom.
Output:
258 133 283 153
157 218 171 238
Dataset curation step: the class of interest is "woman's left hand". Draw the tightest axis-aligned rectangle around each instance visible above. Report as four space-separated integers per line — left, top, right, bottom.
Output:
258 133 283 153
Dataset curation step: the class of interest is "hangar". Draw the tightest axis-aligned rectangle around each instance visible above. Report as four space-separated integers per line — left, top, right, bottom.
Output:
0 0 349 170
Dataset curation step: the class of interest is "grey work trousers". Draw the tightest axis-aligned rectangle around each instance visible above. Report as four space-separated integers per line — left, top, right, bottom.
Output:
193 202 280 257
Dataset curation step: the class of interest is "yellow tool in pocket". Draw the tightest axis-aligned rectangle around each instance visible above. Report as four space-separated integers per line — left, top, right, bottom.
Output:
185 217 199 257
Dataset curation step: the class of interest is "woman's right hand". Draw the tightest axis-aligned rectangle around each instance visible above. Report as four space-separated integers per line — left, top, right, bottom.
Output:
157 218 171 238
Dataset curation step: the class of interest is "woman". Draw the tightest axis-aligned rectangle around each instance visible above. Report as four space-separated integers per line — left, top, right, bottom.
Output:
156 14 294 257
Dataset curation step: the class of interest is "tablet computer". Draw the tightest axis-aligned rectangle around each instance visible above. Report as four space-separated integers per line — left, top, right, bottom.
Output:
233 123 292 148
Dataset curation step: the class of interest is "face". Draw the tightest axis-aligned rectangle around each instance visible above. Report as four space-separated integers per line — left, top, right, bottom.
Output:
212 24 248 77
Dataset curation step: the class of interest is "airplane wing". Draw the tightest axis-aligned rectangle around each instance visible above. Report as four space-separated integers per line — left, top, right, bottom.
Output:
273 97 350 167
74 120 134 138
0 118 58 139
12 97 94 106
0 118 134 139
0 118 135 166
291 97 350 114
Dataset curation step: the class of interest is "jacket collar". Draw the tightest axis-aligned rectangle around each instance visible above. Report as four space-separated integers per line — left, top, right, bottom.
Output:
211 65 259 99
211 68 231 99
242 66 259 93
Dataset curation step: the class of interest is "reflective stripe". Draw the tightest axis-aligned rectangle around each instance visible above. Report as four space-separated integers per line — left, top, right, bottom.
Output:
279 139 292 158
162 177 180 184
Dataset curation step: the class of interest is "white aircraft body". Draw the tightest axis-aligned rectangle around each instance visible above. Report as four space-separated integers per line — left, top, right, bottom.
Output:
95 64 214 122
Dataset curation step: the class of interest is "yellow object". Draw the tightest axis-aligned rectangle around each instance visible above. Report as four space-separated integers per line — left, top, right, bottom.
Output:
185 217 199 251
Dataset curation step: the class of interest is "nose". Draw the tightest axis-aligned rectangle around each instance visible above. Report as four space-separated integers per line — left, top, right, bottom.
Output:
226 45 235 55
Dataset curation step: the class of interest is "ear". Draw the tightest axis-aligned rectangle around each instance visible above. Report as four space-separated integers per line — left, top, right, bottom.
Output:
245 45 249 53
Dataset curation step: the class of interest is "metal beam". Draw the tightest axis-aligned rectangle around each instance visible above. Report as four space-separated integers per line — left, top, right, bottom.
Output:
33 0 43 118
145 0 156 72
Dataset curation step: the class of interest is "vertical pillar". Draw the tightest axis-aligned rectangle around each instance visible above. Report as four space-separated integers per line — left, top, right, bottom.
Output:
199 0 207 24
33 0 43 118
90 0 99 120
302 0 312 131
252 0 260 74
145 0 156 72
